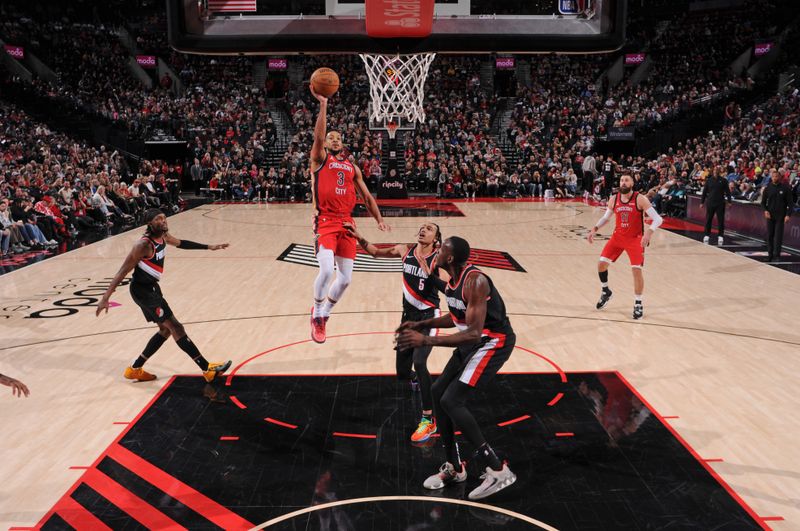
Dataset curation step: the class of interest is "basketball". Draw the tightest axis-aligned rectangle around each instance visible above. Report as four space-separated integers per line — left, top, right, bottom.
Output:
310 67 340 98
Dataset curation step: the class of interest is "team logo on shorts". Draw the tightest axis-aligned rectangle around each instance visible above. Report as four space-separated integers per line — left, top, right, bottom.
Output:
156 307 164 317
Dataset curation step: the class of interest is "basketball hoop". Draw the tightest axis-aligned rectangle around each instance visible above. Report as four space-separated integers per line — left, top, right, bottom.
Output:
359 53 436 126
386 120 399 140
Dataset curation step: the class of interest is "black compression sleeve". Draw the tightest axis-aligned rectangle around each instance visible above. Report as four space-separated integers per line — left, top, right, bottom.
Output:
177 240 208 250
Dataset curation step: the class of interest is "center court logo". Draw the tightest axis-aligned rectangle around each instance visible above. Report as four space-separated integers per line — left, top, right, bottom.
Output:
277 244 526 273
543 224 610 241
1 277 130 319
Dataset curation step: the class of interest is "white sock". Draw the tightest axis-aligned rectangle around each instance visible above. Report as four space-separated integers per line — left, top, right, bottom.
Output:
313 247 335 318
313 299 325 317
321 297 337 318
635 295 643 304
601 282 609 288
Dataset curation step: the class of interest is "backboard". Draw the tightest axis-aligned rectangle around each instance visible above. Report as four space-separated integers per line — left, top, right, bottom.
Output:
167 0 626 55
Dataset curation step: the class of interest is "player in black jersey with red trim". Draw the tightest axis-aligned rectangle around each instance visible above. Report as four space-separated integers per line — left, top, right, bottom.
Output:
96 209 232 383
345 221 444 443
397 236 517 500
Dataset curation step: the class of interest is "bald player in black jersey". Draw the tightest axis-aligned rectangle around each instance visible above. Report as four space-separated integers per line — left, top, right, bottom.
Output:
397 236 517 500
346 221 444 443
96 209 232 383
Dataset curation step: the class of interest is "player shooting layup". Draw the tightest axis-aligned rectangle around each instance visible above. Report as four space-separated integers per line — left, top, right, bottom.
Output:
308 85 389 343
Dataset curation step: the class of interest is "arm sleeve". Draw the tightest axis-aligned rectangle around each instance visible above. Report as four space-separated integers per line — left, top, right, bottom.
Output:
645 206 663 231
594 208 614 229
176 240 209 250
700 184 707 204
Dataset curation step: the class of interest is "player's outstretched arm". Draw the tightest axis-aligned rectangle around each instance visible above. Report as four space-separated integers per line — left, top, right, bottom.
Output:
588 196 615 244
353 166 390 232
164 232 229 251
310 86 328 170
0 373 30 398
344 222 405 258
396 313 455 336
97 239 151 316
397 273 488 350
637 194 663 248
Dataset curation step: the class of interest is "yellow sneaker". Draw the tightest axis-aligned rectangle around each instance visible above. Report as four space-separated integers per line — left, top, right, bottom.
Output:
411 417 437 442
124 366 157 382
203 360 232 383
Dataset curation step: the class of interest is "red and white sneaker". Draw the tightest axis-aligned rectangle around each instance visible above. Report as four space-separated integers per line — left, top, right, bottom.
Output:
310 307 327 344
423 461 467 490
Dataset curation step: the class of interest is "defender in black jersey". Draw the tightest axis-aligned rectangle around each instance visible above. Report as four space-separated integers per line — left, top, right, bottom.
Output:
397 236 517 501
345 221 444 443
96 209 233 383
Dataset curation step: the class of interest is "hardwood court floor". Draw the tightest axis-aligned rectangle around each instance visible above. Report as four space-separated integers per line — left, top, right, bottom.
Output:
1 199 798 529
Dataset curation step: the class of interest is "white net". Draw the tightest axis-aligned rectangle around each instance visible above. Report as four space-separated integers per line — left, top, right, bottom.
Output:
359 53 436 126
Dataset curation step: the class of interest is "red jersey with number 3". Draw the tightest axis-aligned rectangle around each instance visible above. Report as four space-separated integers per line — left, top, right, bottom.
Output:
313 151 357 216
612 192 644 239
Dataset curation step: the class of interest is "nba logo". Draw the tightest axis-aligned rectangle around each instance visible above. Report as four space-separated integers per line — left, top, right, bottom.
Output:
156 307 163 317
559 0 582 14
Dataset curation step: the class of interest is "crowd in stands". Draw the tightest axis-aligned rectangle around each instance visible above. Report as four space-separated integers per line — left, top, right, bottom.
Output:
0 100 183 257
0 0 797 233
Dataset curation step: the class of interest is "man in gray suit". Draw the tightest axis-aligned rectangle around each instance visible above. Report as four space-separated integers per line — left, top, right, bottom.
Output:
190 158 203 196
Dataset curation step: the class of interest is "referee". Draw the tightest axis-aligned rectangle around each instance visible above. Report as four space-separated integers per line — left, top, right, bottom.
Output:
761 169 793 262
700 167 732 245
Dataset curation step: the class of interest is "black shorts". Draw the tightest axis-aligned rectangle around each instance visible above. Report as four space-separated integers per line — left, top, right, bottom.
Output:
130 281 174 323
454 330 515 388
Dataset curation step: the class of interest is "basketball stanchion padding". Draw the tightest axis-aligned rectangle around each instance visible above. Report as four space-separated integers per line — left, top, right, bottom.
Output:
386 121 399 140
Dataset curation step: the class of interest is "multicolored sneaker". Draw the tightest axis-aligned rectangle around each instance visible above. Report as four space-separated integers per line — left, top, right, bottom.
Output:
423 461 467 490
310 307 327 343
123 366 157 382
203 360 232 383
410 417 437 442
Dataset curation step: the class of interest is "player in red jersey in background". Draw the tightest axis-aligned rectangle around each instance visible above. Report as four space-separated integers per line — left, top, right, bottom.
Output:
309 86 389 343
587 173 663 319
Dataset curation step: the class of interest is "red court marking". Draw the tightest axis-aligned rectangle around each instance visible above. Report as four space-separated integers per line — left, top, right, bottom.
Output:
82 468 185 530
113 421 131 425
107 444 254 530
229 395 247 409
219 436 240 441
225 331 396 385
68 466 90 470
614 371 766 528
497 415 531 427
430 431 462 438
54 496 112 531
8 528 37 530
515 346 567 383
225 331 567 396
332 432 377 439
659 218 706 231
35 377 177 529
703 458 724 463
555 432 574 437
547 392 564 406
265 417 298 429
663 416 680 419
761 516 785 521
